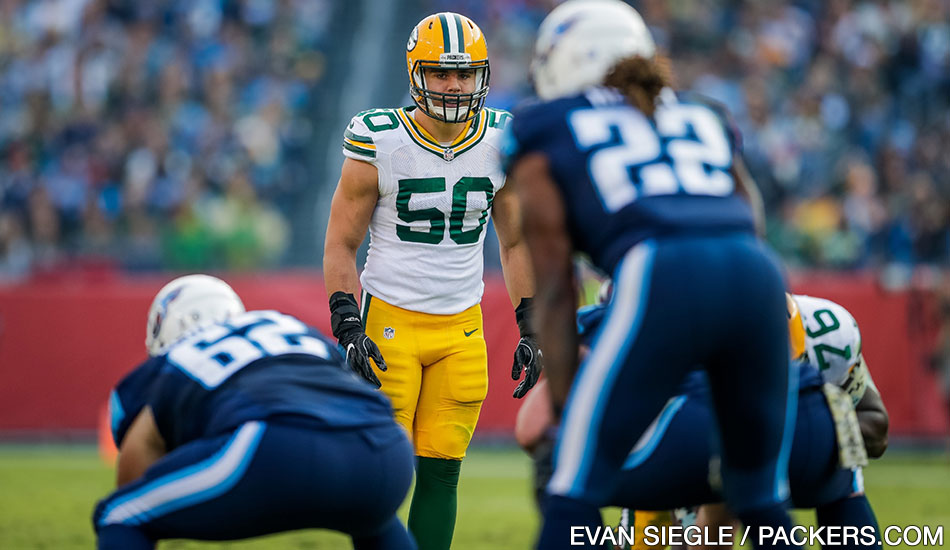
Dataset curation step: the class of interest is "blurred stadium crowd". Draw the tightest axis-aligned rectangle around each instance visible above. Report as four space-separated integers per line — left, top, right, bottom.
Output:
0 0 330 278
1 0 949 281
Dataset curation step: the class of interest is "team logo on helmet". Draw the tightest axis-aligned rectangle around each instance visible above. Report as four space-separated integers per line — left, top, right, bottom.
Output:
151 286 183 339
407 27 418 52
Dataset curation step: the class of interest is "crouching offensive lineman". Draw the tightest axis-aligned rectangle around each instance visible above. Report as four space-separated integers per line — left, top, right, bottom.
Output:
93 275 416 550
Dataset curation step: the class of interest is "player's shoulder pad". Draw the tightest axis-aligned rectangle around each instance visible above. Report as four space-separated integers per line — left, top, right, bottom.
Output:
343 108 402 161
502 95 582 173
672 90 743 153
482 107 513 132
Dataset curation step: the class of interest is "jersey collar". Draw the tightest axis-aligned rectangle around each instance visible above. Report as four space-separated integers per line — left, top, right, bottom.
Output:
398 107 488 161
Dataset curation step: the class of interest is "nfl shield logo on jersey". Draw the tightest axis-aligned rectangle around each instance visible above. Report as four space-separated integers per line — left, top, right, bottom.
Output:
384 327 395 339
442 147 455 161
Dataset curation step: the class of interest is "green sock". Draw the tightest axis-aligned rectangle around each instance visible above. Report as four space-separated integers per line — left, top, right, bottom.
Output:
408 456 462 550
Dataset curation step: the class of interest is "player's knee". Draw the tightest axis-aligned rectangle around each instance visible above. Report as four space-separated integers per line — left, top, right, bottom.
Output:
418 427 473 459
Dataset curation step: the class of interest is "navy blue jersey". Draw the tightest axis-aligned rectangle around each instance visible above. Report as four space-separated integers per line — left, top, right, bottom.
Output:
504 87 755 274
576 304 607 346
109 311 395 450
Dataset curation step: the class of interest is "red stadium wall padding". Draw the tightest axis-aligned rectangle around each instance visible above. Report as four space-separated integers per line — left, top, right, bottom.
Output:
0 271 947 438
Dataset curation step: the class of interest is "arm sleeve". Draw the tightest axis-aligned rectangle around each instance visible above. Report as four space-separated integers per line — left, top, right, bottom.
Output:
109 358 162 447
502 101 547 175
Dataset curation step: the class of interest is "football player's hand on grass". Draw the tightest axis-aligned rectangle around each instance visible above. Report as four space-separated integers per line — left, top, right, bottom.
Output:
329 292 387 388
512 298 543 398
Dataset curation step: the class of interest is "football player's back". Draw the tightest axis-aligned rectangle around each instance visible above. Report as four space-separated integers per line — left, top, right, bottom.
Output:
508 87 756 275
506 1 800 549
95 276 415 550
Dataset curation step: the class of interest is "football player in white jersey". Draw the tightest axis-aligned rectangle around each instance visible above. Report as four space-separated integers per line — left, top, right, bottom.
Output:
323 12 538 550
794 294 888 456
673 294 889 550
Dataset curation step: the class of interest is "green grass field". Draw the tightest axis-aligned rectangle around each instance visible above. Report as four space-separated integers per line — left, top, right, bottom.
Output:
0 444 946 549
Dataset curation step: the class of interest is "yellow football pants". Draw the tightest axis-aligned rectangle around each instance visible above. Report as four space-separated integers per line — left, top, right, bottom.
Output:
632 510 672 550
363 295 488 460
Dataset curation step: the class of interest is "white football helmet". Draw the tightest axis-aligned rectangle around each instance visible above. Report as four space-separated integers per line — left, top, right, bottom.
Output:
145 274 245 356
531 0 656 101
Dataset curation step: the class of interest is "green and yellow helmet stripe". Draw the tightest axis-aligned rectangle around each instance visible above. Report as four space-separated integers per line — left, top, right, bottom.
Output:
438 13 451 53
438 12 466 55
454 13 465 53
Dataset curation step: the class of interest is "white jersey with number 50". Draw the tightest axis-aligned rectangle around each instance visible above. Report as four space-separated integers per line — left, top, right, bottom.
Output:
341 106 512 315
794 294 873 404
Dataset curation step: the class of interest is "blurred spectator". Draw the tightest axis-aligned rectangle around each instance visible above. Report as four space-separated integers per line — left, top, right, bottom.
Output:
2 0 949 277
437 0 950 270
0 0 327 277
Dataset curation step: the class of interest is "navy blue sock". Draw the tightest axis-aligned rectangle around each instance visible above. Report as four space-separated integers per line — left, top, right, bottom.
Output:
737 502 801 550
817 495 881 550
536 494 603 550
353 516 417 550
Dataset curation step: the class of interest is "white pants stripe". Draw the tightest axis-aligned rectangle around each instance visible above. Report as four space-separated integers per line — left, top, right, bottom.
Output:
99 421 266 526
549 241 656 497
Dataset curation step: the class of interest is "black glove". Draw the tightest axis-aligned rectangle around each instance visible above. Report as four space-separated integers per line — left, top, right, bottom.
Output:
329 291 386 388
511 297 543 398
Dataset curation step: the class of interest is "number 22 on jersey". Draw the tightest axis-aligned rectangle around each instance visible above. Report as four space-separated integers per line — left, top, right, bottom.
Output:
568 102 734 212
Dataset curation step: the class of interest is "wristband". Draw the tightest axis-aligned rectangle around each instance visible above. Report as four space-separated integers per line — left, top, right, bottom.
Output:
329 291 361 338
515 297 534 337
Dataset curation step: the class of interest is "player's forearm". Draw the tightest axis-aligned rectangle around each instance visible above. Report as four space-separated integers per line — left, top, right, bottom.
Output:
535 274 578 417
116 407 166 486
858 410 889 458
733 156 766 237
499 241 535 306
323 243 361 297
856 384 889 458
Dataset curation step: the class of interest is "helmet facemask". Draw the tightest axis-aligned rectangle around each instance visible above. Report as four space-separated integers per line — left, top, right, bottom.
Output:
410 59 490 124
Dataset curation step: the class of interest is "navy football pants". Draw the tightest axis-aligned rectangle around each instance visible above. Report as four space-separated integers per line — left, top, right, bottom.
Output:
94 419 416 549
613 388 869 508
540 235 796 549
